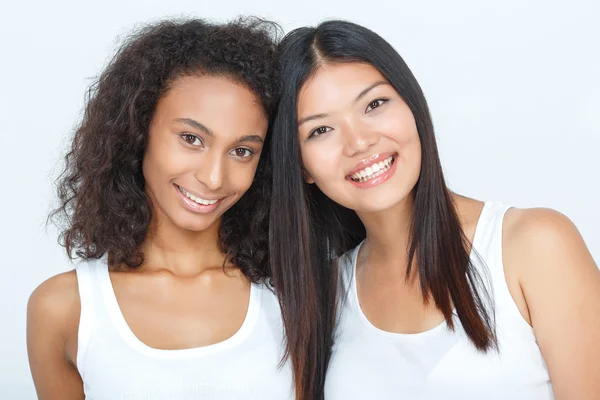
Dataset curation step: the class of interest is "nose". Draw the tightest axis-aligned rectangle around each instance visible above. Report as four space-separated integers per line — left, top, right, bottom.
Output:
341 119 380 157
194 152 224 191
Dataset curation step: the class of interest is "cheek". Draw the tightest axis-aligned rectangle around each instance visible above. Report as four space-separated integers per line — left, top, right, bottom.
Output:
400 117 421 159
144 137 180 180
229 162 260 194
378 109 418 145
399 133 422 195
301 145 340 183
142 150 163 190
378 110 421 170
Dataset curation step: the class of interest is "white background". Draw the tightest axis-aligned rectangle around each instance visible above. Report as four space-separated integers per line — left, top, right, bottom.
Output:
1 0 598 397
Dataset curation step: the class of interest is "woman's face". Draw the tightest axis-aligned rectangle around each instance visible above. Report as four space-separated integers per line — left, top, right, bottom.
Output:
143 75 268 232
297 62 421 214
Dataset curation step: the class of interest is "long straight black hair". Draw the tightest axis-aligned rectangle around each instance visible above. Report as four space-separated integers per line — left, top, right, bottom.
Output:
269 20 496 399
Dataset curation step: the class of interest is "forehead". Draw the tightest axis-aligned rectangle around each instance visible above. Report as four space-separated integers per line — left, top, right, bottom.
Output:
155 74 268 135
298 62 389 112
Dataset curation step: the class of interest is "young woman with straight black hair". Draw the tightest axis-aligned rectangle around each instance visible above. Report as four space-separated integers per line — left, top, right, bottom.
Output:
269 20 600 400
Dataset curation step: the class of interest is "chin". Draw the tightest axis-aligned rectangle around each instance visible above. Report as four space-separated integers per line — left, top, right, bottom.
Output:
173 215 218 233
352 193 412 214
355 202 402 214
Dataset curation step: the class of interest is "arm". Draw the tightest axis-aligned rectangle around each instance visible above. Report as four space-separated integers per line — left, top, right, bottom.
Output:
27 271 85 400
504 208 600 400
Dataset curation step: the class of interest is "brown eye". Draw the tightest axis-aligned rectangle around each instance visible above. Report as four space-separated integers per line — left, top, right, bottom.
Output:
181 134 202 146
365 99 387 113
231 148 253 158
309 126 332 138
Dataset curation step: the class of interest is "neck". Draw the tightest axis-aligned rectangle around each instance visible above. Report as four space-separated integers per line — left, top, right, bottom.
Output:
138 211 228 278
357 193 414 275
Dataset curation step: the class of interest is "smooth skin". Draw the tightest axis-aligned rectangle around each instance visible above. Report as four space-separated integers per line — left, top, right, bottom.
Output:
297 62 600 399
27 75 268 399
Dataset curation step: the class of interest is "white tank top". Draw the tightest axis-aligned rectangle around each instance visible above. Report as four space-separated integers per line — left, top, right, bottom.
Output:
75 259 294 400
325 202 554 400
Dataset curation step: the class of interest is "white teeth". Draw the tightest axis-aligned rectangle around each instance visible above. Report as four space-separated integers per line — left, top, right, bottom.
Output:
349 155 395 183
179 186 218 205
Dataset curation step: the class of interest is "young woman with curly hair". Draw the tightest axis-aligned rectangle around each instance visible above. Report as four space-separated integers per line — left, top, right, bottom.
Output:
26 18 302 399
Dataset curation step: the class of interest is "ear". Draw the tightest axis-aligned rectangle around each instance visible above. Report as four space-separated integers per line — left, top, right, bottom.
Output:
302 167 315 184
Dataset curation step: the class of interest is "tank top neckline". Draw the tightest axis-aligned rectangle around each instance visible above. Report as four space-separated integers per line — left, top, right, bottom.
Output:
349 201 492 339
96 263 262 359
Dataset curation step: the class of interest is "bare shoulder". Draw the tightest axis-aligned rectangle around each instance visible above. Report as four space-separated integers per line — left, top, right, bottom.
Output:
28 270 80 339
502 208 600 398
502 206 598 294
503 207 595 266
28 270 86 398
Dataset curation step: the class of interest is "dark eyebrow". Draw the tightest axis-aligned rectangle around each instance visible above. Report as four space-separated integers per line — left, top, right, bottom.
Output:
298 113 329 126
237 135 264 144
176 118 263 144
297 80 390 126
175 118 213 136
355 81 389 103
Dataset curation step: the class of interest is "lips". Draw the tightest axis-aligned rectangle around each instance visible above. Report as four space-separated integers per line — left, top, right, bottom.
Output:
346 153 397 182
176 185 220 205
174 184 224 214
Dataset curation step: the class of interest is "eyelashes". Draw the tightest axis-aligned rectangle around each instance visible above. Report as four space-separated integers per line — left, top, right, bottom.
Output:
308 126 333 138
181 133 203 146
365 98 388 112
180 133 257 160
229 148 255 159
306 97 390 139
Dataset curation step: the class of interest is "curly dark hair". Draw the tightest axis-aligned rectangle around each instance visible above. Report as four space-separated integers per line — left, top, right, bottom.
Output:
51 17 280 282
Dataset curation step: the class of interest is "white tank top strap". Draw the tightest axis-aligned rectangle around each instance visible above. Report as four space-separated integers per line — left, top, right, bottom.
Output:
75 258 119 376
75 261 95 378
472 201 510 250
470 202 511 294
471 202 533 331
